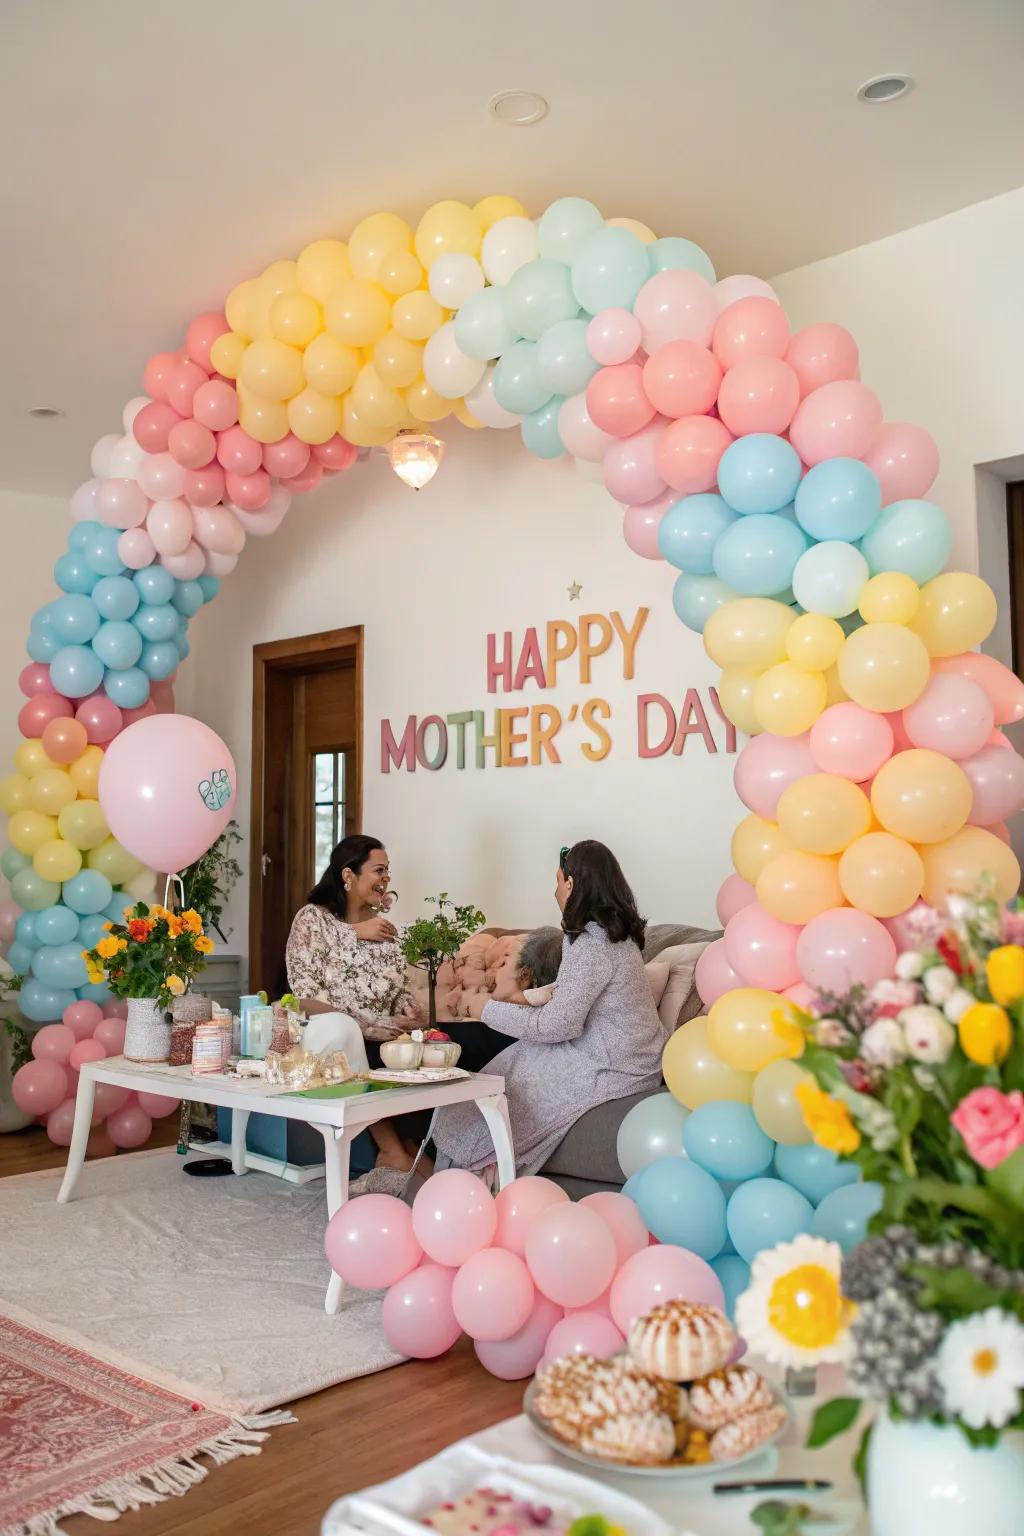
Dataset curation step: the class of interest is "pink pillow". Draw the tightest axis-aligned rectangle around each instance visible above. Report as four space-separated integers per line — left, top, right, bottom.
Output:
645 961 670 1008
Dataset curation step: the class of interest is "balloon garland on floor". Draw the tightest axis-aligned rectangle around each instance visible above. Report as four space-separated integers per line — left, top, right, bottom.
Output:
1 191 1022 1156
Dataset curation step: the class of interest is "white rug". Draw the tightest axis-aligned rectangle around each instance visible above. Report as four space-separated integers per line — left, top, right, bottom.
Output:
0 1149 402 1414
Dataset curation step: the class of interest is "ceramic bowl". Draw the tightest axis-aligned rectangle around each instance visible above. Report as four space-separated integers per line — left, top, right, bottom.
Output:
379 1039 424 1070
421 1041 462 1070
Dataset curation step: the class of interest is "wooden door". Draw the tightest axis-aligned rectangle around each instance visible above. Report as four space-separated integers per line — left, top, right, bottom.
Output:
1008 481 1024 674
250 627 363 995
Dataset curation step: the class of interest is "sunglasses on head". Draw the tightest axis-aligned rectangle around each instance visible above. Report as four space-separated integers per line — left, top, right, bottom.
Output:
559 846 570 872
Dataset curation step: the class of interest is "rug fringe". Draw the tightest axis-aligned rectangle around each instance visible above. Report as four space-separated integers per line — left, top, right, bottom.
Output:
1 1410 295 1536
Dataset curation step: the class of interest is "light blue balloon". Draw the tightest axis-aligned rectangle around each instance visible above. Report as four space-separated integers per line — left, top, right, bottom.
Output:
726 1178 814 1264
860 499 953 583
69 520 103 552
1 848 30 880
27 629 59 663
571 228 650 314
62 869 113 916
93 575 140 621
104 666 150 709
503 259 579 342
683 1102 775 1182
537 196 605 264
133 565 175 606
32 941 88 990
82 526 125 577
673 573 737 633
617 1091 690 1179
713 514 809 597
534 319 598 397
176 635 191 662
15 912 40 948
51 594 101 645
92 620 143 669
54 552 98 596
658 494 737 574
6 941 35 975
649 237 716 285
11 868 62 912
718 434 802 515
50 644 104 699
795 458 882 542
711 1254 751 1321
454 286 519 360
521 397 566 460
197 575 220 603
35 904 80 946
77 980 114 1008
104 893 130 924
774 1143 861 1205
635 1155 728 1259
171 580 205 618
792 540 869 618
493 340 552 415
132 603 178 643
78 913 109 949
19 978 76 1022
811 1181 883 1252
140 640 180 680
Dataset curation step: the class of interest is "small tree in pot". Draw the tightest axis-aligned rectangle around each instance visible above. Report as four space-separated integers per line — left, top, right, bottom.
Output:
400 894 486 1030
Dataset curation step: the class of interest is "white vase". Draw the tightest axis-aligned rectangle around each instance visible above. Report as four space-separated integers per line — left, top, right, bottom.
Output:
868 1408 1024 1536
123 997 171 1063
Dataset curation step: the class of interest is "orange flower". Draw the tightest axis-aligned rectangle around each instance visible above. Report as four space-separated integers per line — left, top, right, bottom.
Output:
128 918 153 943
179 910 202 936
195 935 214 955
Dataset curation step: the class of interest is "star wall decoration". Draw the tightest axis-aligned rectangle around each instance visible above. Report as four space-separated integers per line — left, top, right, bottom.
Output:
568 580 582 601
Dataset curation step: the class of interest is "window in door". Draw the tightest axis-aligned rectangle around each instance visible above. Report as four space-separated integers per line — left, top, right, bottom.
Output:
312 748 355 884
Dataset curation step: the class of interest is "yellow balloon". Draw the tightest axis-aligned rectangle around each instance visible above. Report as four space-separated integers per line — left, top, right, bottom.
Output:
287 387 342 445
704 598 793 674
823 664 849 705
405 377 454 423
373 332 424 388
209 330 247 380
837 621 931 712
323 280 392 348
414 200 483 267
348 213 413 283
607 217 657 244
296 239 352 303
87 836 141 885
302 333 360 396
451 396 485 429
911 572 998 657
474 195 527 230
238 338 305 401
778 773 872 855
379 250 425 297
58 797 109 851
754 662 827 736
0 773 30 815
708 988 801 1073
14 740 51 778
34 837 82 883
752 1059 814 1145
259 259 299 302
69 746 104 800
341 397 399 448
838 831 924 917
756 850 843 924
921 826 1020 908
350 364 404 429
732 813 789 884
871 748 971 844
786 613 844 671
392 290 446 342
237 388 290 445
225 277 260 337
8 809 57 855
29 768 77 816
859 572 920 626
269 291 323 347
663 1016 754 1110
716 671 761 735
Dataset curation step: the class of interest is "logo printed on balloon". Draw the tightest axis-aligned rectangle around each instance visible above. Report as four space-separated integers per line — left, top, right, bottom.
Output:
197 768 232 811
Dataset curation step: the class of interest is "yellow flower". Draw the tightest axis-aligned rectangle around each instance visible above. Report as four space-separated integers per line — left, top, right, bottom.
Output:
959 1002 1012 1066
102 921 114 932
166 914 183 936
166 974 186 996
795 1081 861 1156
194 935 214 955
96 936 121 960
179 910 202 935
85 962 105 985
771 1007 805 1059
149 904 172 923
987 946 1024 1008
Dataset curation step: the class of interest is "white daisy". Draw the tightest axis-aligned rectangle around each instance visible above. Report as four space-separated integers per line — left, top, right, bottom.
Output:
937 1309 1024 1430
735 1234 853 1368
922 965 958 1005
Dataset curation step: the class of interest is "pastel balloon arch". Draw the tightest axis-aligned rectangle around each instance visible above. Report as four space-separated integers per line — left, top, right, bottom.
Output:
3 191 1024 1152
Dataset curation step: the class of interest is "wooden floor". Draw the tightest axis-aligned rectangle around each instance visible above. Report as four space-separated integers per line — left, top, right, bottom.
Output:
1 1123 523 1536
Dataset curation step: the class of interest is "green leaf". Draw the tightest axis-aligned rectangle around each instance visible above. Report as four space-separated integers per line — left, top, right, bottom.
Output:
906 1262 1024 1321
853 1419 873 1498
985 1144 1024 1214
806 1396 862 1449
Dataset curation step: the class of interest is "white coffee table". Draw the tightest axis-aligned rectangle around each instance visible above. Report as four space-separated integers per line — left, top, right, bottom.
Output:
57 1056 515 1315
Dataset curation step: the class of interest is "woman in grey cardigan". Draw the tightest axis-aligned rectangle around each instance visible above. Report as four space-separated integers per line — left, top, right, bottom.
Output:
432 841 667 1177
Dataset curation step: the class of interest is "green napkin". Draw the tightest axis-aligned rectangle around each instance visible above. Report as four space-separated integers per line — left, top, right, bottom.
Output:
283 1080 396 1100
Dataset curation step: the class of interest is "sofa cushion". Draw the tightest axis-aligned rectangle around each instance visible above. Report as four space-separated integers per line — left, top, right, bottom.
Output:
540 1091 652 1184
656 940 712 1032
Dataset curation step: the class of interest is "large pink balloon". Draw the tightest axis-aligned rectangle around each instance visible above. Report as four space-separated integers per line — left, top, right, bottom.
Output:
106 1102 153 1148
542 1310 625 1365
46 1097 80 1147
412 1169 496 1267
810 704 895 782
643 342 722 419
136 1091 181 1118
493 1175 569 1257
63 1000 103 1039
93 1016 127 1054
586 364 655 439
524 1203 617 1307
716 873 757 926
903 674 994 760
961 744 1024 826
579 1191 649 1267
785 323 859 397
609 1244 725 1335
622 493 672 560
656 414 733 495
797 908 897 992
724 901 801 990
13 1060 69 1116
734 732 816 818
712 298 789 369
789 380 883 467
695 937 744 1006
602 418 667 505
382 1263 462 1359
98 714 237 873
93 1082 132 1119
933 654 1024 727
474 1294 563 1380
862 422 939 505
69 1039 106 1069
325 1193 422 1289
717 357 800 437
633 270 717 352
451 1247 535 1341
31 1024 76 1064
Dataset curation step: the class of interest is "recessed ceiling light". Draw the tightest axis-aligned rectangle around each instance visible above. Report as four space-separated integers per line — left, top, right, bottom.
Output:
488 90 548 126
856 74 913 104
28 405 65 419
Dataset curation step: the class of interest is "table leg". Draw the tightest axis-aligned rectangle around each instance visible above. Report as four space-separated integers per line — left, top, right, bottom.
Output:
230 1108 251 1175
476 1093 516 1188
57 1069 97 1204
315 1121 356 1316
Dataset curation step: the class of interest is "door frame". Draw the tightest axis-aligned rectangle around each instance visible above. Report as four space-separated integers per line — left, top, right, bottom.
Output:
1007 481 1024 675
249 625 364 988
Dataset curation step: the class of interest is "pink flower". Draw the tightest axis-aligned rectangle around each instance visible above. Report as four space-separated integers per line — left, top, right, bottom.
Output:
951 1087 1024 1171
870 978 921 1019
1000 910 1024 947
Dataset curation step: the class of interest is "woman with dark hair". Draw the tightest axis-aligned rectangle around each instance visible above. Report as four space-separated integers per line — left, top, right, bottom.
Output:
431 840 667 1178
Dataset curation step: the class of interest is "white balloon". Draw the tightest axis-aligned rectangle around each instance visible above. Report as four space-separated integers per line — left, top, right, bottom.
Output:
90 434 120 478
123 865 158 898
713 274 779 311
204 549 239 578
558 393 613 461
427 253 484 310
70 479 100 522
574 456 605 483
422 322 486 400
122 395 150 433
159 540 206 581
107 433 146 479
792 540 869 618
465 366 521 429
481 216 539 287
228 496 291 536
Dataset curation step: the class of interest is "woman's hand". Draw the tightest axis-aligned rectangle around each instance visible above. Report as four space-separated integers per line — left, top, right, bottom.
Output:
397 996 426 1024
352 916 397 943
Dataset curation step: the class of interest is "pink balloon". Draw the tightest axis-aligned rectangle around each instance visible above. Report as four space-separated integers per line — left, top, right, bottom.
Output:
93 1082 132 1119
165 359 208 417
810 704 895 781
451 1247 535 1341
95 478 149 530
587 308 642 366
186 312 230 371
98 714 237 872
884 899 938 950
622 492 672 560
46 1098 79 1147
785 324 860 397
137 452 186 501
724 902 801 991
713 275 779 311
788 380 883 467
862 421 939 505
217 425 263 476
70 479 100 522
193 506 245 556
474 1294 563 1380
602 418 667 505
150 679 176 715
655 414 733 494
524 1203 617 1308
93 1017 127 1054
903 674 994 760
168 419 216 470
76 693 124 746
734 731 816 818
989 821 1012 845
41 716 89 765
797 908 897 992
280 461 323 494
262 434 311 479
18 693 73 738
411 1168 497 1267
69 1039 107 1070
325 1193 423 1288
716 873 757 926
633 270 717 352
122 700 158 728
107 1102 153 1149
63 999 103 1037
784 982 817 1010
717 356 800 436
712 298 789 369
643 342 722 419
609 1244 725 1335
961 744 1024 826
382 1263 462 1359
989 730 1014 751
160 541 206 580
0 900 19 945
182 464 227 507
106 999 129 1021
224 469 271 512
566 1283 613 1319
136 1092 180 1118
143 351 181 402
147 498 194 557
12 1059 69 1116
695 937 744 1006
19 663 53 698
31 1024 76 1064
191 378 238 432
311 435 358 471
117 528 156 571
579 1191 649 1267
542 1310 625 1365
586 364 655 439
133 401 183 454
883 710 915 753
493 1175 569 1257
558 394 613 461
933 654 1024 727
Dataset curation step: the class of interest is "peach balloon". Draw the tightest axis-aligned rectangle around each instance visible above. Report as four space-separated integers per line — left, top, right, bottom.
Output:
784 322 859 397
756 849 844 925
777 773 872 855
871 749 972 844
655 414 733 495
712 297 789 368
731 813 790 884
642 341 721 419
40 717 88 766
717 356 800 437
920 826 1021 908
838 831 925 918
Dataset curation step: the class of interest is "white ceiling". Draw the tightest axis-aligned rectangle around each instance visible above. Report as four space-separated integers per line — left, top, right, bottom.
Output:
2 0 1023 494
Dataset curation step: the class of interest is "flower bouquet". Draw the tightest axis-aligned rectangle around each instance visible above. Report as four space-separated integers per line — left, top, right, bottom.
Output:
82 902 215 1063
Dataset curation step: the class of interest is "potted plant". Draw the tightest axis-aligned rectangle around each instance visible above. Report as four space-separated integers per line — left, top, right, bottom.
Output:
82 902 215 1063
180 821 243 943
400 893 486 1030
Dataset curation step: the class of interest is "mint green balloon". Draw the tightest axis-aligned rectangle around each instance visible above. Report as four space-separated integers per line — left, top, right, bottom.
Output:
453 287 519 360
537 197 604 264
521 397 566 460
10 868 62 912
571 228 651 314
503 260 579 342
492 340 552 415
650 236 716 284
535 319 598 396
1 848 30 880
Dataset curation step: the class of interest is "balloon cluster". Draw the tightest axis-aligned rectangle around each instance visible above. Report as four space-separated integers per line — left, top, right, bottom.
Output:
325 1169 726 1380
